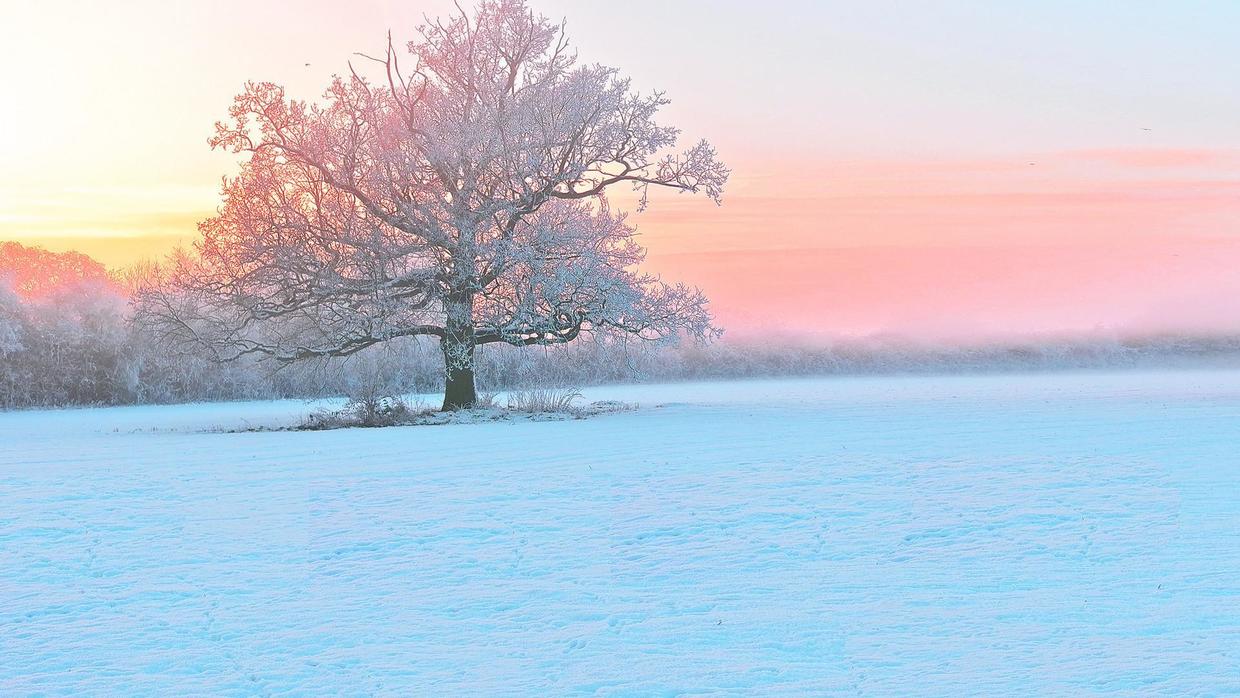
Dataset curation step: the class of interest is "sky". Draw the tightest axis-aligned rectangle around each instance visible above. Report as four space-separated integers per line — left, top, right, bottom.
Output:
3 0 1240 339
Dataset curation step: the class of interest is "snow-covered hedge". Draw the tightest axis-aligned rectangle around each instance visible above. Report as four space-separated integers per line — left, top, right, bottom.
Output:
4 242 1240 409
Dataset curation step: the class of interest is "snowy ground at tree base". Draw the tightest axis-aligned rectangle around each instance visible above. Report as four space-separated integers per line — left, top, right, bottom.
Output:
2 369 1238 695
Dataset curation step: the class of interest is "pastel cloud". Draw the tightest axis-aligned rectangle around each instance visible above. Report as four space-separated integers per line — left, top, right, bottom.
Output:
1067 148 1240 169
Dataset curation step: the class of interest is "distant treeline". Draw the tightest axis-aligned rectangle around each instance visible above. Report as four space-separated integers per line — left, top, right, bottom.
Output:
3 241 1239 409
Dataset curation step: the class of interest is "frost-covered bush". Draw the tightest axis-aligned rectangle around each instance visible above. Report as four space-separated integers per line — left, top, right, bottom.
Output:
506 387 583 413
0 285 22 356
336 346 426 424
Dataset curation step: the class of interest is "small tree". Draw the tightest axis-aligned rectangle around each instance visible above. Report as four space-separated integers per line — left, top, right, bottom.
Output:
139 0 728 409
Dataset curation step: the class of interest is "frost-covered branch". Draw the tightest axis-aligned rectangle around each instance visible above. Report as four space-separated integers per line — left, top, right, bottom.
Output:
138 0 728 409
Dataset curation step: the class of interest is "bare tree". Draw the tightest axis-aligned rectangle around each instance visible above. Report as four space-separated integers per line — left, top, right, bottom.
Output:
138 0 729 409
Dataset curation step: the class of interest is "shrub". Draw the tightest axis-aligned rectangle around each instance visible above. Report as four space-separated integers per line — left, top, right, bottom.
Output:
506 386 583 413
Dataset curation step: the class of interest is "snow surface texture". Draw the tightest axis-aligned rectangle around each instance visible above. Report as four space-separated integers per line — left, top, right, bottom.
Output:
2 370 1238 695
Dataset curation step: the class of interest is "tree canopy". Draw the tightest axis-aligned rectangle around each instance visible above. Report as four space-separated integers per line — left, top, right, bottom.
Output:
140 0 729 409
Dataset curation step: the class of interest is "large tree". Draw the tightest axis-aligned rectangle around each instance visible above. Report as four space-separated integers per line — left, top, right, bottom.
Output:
140 0 729 409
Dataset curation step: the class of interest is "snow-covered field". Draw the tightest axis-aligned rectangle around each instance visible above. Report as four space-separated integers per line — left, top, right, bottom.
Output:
2 370 1238 695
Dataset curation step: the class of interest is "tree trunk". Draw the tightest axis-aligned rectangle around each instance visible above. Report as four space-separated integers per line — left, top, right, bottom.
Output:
440 289 477 410
441 334 477 410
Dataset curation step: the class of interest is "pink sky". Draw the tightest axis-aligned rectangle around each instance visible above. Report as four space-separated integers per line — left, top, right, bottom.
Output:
633 152 1240 338
3 1 1240 340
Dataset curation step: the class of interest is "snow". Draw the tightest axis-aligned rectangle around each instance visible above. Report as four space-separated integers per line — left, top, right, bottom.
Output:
2 369 1238 694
